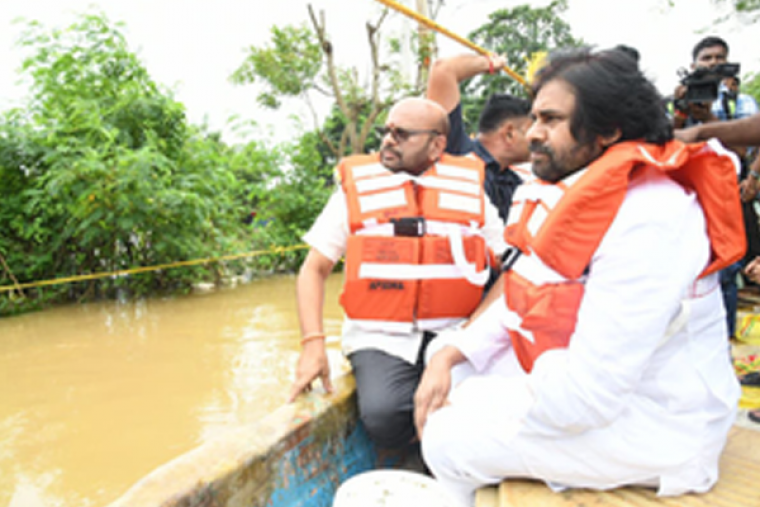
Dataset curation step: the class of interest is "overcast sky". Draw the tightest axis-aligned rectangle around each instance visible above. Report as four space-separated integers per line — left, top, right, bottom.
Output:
1 0 757 144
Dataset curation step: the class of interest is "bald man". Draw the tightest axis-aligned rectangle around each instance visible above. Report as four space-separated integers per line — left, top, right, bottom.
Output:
288 97 507 450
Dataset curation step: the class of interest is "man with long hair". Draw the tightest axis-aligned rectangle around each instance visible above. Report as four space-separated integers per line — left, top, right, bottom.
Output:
414 47 744 506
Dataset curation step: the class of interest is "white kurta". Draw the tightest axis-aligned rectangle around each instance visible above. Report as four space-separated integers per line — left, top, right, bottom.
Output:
304 185 507 364
421 167 741 506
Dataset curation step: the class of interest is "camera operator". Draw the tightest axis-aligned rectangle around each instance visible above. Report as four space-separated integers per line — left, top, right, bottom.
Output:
671 36 758 130
671 36 759 342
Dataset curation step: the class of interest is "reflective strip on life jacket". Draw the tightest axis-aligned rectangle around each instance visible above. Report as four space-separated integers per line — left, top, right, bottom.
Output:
437 192 482 215
338 153 490 331
358 188 408 214
418 174 482 195
355 172 415 194
510 248 570 285
436 162 483 182
352 162 388 179
359 262 476 280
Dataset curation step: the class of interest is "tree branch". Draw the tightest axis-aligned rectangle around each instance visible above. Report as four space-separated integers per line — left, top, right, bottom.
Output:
303 92 339 158
308 4 349 118
356 9 389 153
338 125 350 159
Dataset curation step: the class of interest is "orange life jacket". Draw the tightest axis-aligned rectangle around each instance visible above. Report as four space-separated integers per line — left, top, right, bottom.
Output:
503 140 746 372
338 153 493 334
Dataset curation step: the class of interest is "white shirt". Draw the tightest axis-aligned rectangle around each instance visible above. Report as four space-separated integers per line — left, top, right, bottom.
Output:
304 184 507 364
449 167 740 494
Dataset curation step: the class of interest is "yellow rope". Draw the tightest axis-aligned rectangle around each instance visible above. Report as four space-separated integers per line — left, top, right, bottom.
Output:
0 244 309 293
374 0 529 90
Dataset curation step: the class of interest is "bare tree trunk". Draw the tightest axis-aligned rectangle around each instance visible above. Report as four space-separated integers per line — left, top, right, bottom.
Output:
306 2 432 155
415 0 432 89
308 4 349 158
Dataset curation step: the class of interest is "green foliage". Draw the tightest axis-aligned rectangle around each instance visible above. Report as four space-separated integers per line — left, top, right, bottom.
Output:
0 12 279 315
318 103 385 166
232 8 426 157
716 0 760 17
666 0 760 22
0 10 352 316
461 0 583 131
230 24 322 109
247 131 335 272
743 72 760 105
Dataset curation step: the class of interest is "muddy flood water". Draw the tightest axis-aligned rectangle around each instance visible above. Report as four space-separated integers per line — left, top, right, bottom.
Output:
0 273 344 507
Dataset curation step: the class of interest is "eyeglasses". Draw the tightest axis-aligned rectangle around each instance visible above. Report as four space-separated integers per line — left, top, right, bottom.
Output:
376 125 441 143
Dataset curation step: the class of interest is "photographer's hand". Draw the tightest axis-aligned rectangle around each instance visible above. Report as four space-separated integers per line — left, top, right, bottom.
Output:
671 85 688 128
688 101 716 123
673 84 687 101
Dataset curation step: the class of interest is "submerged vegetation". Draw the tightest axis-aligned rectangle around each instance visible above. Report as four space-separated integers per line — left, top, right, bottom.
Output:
0 13 333 316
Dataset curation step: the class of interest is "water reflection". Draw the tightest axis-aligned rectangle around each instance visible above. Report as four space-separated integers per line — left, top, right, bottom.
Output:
0 273 344 507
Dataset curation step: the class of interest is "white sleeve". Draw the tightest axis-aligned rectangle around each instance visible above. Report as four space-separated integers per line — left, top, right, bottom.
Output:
302 189 349 263
482 198 507 258
449 296 514 372
522 170 712 437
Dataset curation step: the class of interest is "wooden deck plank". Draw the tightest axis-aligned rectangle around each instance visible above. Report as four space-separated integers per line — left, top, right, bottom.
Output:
476 426 760 507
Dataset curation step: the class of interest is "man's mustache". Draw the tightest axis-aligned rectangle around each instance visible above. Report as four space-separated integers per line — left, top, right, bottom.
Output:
381 146 401 158
529 142 552 156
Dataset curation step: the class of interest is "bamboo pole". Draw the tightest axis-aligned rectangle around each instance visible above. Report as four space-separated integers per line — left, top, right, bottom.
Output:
374 0 528 89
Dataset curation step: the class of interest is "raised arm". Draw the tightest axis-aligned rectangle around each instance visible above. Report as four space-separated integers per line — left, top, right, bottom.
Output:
675 112 760 146
427 53 506 113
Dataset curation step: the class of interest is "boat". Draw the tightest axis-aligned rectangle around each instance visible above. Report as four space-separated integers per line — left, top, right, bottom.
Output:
106 372 382 507
107 290 760 507
106 364 760 507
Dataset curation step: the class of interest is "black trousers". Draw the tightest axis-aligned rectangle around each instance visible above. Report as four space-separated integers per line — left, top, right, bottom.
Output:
348 331 435 449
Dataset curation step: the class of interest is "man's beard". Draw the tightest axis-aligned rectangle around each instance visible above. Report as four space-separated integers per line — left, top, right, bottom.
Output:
529 141 593 183
529 142 565 183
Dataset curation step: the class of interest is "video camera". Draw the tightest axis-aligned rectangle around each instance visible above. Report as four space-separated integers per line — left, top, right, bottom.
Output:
674 62 740 111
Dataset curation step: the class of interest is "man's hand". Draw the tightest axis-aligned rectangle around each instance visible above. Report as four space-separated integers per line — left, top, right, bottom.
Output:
291 248 336 402
740 177 759 202
687 101 715 123
745 257 760 284
673 82 716 123
427 52 508 112
413 360 451 439
674 126 700 143
287 341 333 402
414 345 465 438
486 53 507 74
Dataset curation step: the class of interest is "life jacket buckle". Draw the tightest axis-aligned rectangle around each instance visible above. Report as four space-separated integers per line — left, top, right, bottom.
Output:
392 217 426 237
501 247 523 272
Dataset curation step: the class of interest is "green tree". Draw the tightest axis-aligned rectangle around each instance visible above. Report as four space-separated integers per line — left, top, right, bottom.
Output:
231 5 429 157
722 0 760 13
460 0 583 131
742 72 760 109
0 12 263 314
705 0 760 18
246 130 335 272
666 0 760 21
